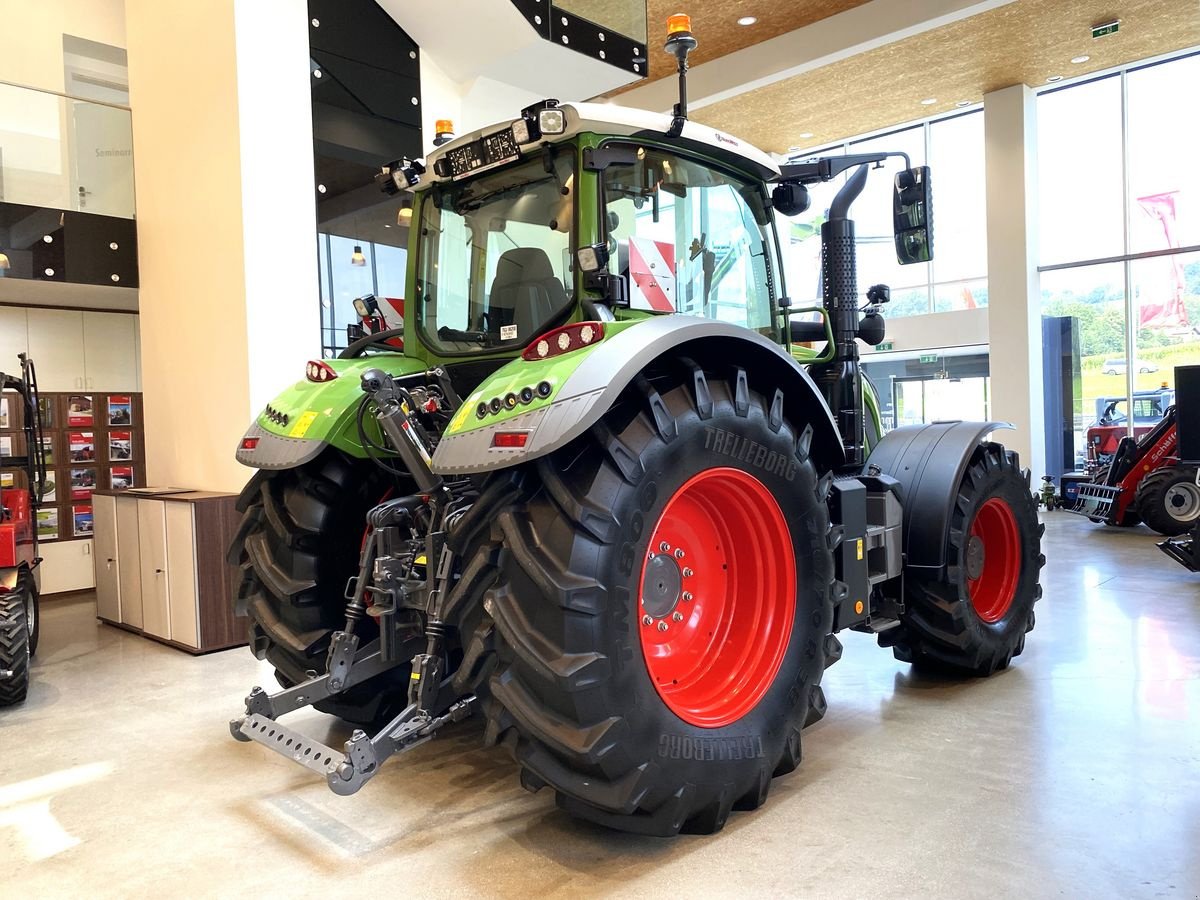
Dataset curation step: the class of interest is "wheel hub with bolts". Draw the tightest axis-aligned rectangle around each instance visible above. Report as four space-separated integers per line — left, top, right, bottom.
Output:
965 534 986 581
1164 482 1200 522
637 467 796 728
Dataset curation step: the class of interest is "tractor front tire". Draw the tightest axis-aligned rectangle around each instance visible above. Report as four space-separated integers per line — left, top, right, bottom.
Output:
882 443 1043 676
473 363 838 835
227 450 405 724
0 566 35 706
1135 467 1200 536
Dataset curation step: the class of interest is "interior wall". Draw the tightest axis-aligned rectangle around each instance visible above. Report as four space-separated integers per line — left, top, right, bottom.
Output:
0 0 126 94
861 307 989 355
127 0 318 494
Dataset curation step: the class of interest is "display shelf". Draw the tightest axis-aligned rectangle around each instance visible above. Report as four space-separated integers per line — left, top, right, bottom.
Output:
0 390 146 543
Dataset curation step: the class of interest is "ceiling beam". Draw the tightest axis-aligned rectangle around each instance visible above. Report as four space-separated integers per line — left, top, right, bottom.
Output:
609 0 1018 114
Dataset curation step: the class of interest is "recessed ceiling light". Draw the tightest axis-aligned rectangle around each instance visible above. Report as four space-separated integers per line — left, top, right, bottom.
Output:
1071 55 1090 64
920 98 937 105
737 16 757 26
799 132 814 139
1046 75 1064 83
42 234 53 243
787 146 800 152
955 100 972 108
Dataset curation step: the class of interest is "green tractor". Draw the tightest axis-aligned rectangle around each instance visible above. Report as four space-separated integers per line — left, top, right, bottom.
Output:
228 25 1042 836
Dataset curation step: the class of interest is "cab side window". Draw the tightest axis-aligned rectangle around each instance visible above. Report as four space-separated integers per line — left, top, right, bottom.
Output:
602 146 777 336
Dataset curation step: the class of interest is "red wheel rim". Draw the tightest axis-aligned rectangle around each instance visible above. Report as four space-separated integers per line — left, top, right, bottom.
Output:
966 498 1020 623
638 467 796 728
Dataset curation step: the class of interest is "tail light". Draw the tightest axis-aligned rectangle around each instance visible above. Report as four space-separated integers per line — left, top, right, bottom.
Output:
241 437 259 450
306 360 338 383
521 322 605 362
491 432 530 448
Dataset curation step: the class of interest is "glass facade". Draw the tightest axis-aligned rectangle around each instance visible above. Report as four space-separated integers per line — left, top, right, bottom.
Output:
317 233 408 357
1037 52 1200 473
776 110 988 318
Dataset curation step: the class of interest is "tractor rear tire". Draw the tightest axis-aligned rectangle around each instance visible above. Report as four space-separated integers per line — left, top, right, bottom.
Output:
881 443 1043 676
471 363 838 835
0 567 34 707
227 450 406 725
1135 467 1200 536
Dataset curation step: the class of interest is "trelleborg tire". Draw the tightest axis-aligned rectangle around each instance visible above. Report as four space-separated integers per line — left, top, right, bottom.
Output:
880 442 1044 676
1135 467 1200 536
227 449 406 724
473 362 839 836
0 567 33 707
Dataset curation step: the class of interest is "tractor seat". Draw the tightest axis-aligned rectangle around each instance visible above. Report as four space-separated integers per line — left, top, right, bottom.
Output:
487 248 567 340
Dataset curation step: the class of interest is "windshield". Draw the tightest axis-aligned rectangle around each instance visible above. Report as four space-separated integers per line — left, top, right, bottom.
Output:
414 152 575 354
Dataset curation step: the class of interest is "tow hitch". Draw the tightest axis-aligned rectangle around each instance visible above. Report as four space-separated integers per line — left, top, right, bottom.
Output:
230 366 481 793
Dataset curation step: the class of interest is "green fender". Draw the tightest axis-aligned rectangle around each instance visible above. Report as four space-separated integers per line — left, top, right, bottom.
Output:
432 315 845 476
235 354 430 470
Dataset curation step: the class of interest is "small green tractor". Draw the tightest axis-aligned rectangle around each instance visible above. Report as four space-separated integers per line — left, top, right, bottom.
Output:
228 23 1042 835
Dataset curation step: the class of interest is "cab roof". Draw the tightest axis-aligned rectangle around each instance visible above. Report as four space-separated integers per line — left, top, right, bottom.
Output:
422 101 781 185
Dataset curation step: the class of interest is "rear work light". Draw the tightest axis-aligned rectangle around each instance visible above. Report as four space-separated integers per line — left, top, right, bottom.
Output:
521 322 605 362
491 431 530 449
306 360 338 383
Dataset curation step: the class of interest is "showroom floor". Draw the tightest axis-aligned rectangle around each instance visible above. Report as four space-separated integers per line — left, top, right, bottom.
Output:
2 513 1198 899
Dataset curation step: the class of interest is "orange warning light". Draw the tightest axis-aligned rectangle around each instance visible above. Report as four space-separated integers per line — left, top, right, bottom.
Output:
435 119 454 134
667 13 692 35
854 600 865 615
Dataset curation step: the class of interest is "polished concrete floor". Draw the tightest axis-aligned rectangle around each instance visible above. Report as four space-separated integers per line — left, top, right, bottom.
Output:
2 513 1198 899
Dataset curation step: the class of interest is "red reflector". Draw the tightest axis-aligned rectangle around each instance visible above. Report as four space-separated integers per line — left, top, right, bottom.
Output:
521 321 605 362
241 437 259 450
306 360 338 383
491 432 530 449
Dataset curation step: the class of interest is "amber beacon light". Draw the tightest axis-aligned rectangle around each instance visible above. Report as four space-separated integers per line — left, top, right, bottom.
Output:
666 13 692 35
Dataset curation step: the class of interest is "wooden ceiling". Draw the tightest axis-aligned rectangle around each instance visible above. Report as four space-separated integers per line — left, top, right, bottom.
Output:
610 0 870 88
691 0 1200 154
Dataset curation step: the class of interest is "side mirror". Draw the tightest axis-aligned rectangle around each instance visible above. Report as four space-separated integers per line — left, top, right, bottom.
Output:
893 166 933 264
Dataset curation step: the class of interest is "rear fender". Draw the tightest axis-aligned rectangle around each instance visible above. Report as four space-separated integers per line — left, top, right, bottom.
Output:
235 355 429 471
865 421 1014 574
431 316 845 475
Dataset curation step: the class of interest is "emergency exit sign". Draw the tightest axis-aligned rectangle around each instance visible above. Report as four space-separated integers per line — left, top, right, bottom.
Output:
919 353 939 364
875 341 894 351
1092 19 1120 38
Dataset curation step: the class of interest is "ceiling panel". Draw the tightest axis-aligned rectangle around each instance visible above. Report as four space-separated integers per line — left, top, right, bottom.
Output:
694 0 1200 154
615 0 871 88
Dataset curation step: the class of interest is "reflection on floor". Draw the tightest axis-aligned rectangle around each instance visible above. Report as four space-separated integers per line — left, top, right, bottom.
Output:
1 514 1198 898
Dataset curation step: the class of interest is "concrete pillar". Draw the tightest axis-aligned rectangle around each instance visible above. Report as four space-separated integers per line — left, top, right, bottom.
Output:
126 0 319 492
984 84 1045 476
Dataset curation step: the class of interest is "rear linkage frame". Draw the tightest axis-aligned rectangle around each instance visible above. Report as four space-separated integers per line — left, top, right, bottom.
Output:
230 367 477 794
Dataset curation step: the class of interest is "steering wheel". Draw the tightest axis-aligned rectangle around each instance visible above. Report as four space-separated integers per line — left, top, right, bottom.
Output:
338 328 405 359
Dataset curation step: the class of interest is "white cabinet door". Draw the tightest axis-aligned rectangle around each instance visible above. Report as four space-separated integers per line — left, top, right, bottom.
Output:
137 499 170 639
82 312 138 392
115 496 142 627
25 308 86 392
93 495 121 622
0 307 28 367
164 502 199 649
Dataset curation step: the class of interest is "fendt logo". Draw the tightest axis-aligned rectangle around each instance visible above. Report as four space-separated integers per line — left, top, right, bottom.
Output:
703 426 797 481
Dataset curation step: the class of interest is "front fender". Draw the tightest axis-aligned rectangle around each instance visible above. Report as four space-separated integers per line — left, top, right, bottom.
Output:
432 316 845 475
865 420 1014 573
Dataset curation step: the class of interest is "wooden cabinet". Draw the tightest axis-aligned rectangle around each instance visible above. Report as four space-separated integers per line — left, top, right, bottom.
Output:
92 489 245 654
16 307 139 392
26 308 87 392
0 307 29 367
82 311 139 392
93 494 121 622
